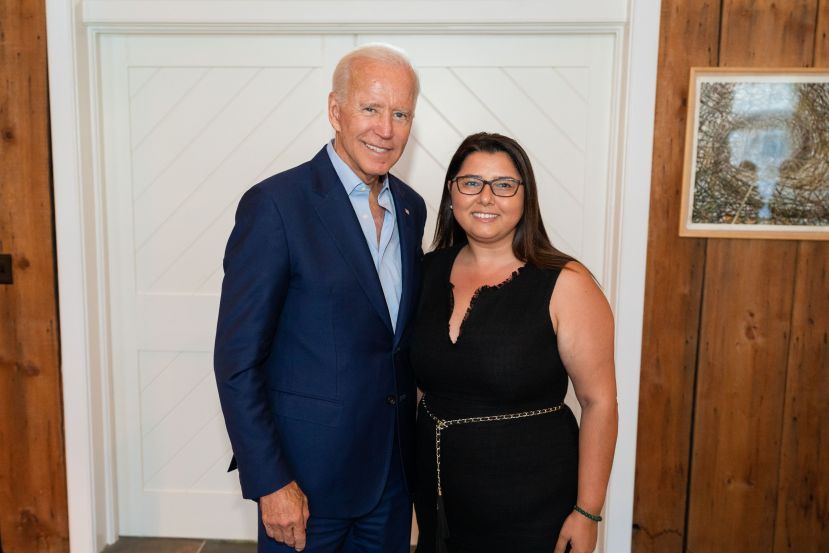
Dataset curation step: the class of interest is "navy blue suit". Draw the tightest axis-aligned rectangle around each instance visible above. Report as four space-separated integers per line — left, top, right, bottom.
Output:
214 146 426 537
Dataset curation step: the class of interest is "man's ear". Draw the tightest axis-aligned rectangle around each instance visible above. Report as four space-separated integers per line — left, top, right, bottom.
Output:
328 92 342 132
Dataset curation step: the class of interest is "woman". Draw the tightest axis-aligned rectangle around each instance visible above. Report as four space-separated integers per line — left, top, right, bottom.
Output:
412 133 617 553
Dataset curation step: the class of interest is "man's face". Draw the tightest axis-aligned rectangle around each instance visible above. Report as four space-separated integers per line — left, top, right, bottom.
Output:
328 59 417 187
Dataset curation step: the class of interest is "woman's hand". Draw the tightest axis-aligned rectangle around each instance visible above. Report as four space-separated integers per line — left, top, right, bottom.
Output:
553 511 598 553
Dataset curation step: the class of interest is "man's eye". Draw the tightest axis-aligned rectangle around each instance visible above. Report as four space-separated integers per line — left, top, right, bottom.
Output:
394 112 409 120
364 106 377 113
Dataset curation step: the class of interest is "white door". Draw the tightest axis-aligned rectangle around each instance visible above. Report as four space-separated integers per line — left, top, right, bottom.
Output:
100 32 616 539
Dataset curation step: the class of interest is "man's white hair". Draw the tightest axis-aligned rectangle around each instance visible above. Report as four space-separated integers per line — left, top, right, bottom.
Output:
332 43 420 103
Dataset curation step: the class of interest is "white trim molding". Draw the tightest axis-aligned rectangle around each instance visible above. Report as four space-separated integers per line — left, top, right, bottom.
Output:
82 1 629 27
47 0 117 550
603 0 660 550
48 2 660 550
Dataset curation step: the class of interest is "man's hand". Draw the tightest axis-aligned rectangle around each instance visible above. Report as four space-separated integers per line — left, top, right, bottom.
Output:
261 481 310 551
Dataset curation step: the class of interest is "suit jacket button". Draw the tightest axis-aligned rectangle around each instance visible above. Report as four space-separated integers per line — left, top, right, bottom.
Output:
386 395 397 405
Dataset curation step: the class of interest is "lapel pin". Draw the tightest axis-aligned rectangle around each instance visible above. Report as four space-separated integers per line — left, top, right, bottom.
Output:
404 208 410 215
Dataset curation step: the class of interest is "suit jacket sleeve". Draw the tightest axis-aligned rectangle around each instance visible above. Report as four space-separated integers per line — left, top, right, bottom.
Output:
214 185 293 500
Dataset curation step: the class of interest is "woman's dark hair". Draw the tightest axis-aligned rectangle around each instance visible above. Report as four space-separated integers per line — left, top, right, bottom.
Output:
432 132 576 271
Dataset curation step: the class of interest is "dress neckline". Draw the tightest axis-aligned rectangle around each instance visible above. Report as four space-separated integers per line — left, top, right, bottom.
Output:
446 245 527 345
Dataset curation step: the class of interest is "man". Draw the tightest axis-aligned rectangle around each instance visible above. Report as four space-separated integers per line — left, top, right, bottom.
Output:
213 43 426 553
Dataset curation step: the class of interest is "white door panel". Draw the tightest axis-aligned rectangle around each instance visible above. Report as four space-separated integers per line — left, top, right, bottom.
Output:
102 31 618 539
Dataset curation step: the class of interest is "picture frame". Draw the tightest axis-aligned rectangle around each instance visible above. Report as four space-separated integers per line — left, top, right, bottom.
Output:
679 68 829 240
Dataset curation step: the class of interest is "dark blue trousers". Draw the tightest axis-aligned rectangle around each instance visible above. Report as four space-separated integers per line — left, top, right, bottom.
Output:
258 439 410 553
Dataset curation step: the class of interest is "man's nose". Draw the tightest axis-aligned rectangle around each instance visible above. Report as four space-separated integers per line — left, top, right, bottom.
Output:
375 113 393 138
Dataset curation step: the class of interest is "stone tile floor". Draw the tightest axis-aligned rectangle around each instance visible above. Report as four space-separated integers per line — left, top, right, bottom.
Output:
102 537 255 553
99 537 256 553
103 537 416 552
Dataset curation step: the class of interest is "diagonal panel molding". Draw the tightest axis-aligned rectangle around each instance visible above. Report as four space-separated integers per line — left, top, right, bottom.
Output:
503 67 589 151
130 67 209 148
417 67 508 135
145 413 229 491
140 351 213 437
251 114 333 185
553 67 589 103
138 350 180 391
189 446 238 493
132 67 317 257
131 68 260 199
141 371 220 483
135 294 219 351
135 69 324 290
130 67 160 98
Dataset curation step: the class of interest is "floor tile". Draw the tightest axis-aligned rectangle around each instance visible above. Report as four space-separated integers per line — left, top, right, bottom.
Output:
201 540 256 553
102 536 415 552
102 537 204 553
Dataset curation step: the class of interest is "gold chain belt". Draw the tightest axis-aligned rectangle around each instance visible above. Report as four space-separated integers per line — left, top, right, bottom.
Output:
420 395 564 497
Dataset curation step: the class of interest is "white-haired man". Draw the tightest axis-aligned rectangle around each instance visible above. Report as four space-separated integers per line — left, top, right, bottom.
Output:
214 44 426 552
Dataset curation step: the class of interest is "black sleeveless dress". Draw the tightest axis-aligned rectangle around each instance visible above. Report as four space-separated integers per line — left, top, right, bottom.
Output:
411 246 579 553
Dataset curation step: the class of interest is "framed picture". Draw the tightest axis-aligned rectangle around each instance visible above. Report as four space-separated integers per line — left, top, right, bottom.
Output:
680 68 829 240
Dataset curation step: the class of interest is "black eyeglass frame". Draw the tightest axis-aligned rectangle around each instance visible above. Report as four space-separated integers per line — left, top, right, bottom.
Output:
449 176 525 197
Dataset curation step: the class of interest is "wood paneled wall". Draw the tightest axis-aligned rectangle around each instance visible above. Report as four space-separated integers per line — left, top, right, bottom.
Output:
0 0 69 552
634 1 829 552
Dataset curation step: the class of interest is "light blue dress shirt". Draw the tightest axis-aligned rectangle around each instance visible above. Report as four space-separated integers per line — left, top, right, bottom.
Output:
326 142 402 331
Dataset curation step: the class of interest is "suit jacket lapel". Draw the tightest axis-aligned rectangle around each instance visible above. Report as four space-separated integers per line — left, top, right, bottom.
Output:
308 148 394 334
390 176 417 347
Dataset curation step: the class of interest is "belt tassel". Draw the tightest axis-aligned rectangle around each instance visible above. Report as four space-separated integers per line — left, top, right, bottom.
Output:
436 492 450 553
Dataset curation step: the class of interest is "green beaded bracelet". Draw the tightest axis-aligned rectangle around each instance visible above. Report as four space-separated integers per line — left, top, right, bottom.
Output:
573 505 602 522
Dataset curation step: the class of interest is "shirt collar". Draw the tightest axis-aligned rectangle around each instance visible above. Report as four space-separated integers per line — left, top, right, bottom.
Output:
326 140 390 195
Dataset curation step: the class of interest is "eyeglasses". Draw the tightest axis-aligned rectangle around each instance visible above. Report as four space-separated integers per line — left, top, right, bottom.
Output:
450 176 523 197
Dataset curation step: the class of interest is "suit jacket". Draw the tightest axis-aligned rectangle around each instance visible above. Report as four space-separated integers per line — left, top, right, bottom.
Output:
214 146 427 518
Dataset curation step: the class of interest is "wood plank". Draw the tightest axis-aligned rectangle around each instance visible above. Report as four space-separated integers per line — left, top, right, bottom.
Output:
0 0 69 551
771 242 829 553
686 240 798 552
686 1 819 551
631 2 720 552
772 9 829 549
719 0 819 67
818 1 829 63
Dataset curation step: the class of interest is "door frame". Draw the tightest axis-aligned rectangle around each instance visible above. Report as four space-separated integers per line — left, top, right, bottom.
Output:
46 2 660 551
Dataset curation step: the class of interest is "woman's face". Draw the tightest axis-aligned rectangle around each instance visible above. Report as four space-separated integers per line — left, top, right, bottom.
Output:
449 151 525 249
